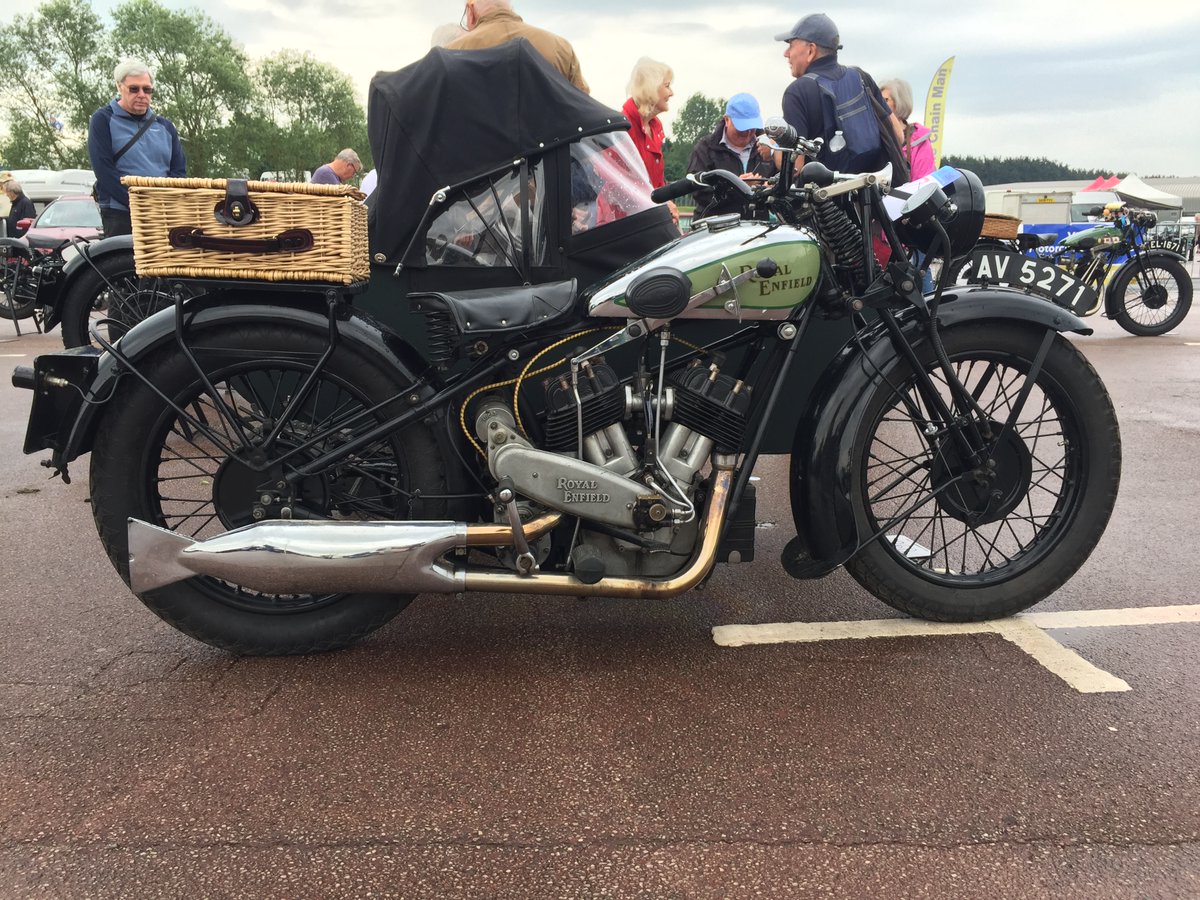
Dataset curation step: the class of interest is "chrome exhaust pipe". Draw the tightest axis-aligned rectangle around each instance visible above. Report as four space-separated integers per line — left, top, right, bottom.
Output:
128 467 732 601
128 512 562 596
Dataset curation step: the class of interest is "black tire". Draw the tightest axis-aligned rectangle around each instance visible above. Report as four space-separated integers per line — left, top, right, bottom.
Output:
843 321 1121 621
1110 257 1193 336
58 251 171 348
0 256 39 320
89 321 447 654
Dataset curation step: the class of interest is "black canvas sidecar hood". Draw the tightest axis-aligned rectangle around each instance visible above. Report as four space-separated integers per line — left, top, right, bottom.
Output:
367 39 628 268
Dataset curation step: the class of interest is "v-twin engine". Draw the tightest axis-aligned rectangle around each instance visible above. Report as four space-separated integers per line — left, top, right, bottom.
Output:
475 359 751 532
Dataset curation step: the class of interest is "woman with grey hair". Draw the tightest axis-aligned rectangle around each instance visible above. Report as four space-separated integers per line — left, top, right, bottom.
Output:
880 78 935 180
620 57 677 225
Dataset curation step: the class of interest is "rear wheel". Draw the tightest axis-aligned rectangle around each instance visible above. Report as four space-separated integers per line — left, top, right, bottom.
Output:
844 321 1121 621
58 251 171 348
1110 257 1192 336
90 322 447 654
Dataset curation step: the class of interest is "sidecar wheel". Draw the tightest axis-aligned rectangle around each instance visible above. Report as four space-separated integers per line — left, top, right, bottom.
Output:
843 321 1121 622
89 322 447 654
1110 258 1192 336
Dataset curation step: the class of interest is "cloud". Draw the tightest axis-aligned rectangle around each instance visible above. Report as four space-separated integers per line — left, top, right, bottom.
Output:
86 0 1200 174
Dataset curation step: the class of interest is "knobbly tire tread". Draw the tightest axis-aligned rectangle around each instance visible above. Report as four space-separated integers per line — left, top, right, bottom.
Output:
89 322 447 655
843 322 1121 622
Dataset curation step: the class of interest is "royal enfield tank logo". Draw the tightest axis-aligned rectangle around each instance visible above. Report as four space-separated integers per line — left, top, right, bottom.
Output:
559 477 611 504
739 262 813 297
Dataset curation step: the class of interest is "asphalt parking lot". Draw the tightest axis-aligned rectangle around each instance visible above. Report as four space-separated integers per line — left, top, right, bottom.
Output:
1 302 1198 898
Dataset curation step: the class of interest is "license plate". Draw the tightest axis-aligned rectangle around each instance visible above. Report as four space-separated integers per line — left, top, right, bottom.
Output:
963 249 1098 315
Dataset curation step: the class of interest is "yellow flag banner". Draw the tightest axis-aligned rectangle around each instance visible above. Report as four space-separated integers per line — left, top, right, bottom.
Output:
924 56 955 168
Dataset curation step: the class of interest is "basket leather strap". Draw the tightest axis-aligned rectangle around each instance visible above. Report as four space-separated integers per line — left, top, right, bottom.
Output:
167 227 315 254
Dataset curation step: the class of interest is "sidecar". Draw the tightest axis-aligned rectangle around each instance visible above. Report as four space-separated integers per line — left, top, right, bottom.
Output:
356 40 680 342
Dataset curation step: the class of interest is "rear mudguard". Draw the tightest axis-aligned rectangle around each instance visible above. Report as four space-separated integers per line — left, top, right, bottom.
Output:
1102 249 1189 319
41 235 135 331
30 291 433 473
785 287 1091 579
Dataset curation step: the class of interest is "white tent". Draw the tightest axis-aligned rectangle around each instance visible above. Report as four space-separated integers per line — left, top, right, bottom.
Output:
1114 174 1183 211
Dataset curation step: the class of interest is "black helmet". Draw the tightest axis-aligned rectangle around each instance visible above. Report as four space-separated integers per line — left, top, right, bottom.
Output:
897 168 985 257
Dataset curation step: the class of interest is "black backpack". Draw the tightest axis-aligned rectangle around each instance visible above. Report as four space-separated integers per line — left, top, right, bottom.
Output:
804 67 910 182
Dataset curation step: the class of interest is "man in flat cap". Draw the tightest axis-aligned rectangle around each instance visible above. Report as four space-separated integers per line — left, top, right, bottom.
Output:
777 12 891 174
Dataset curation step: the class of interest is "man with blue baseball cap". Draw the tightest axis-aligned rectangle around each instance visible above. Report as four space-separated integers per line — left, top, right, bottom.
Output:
686 92 777 220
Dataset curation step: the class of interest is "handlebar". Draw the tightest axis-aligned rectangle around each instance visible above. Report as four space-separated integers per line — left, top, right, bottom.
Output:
650 175 704 204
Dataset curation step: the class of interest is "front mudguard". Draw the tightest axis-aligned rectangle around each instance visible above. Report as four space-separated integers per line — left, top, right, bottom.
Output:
1102 250 1188 319
22 290 431 476
41 236 135 331
785 287 1091 579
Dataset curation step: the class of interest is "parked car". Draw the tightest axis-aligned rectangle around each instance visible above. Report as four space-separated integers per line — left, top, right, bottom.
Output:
16 194 102 251
5 168 96 215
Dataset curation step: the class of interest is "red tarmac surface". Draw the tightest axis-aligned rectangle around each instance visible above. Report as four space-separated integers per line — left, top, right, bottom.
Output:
0 302 1197 898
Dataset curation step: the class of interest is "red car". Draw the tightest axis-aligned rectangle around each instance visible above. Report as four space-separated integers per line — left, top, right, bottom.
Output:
14 194 102 252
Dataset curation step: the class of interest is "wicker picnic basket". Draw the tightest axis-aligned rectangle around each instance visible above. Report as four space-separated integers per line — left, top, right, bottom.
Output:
979 213 1021 241
124 176 369 284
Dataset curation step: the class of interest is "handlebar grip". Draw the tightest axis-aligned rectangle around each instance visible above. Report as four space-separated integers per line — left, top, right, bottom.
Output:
650 177 698 204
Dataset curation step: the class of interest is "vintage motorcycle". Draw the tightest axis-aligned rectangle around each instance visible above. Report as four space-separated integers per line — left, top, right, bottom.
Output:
14 43 1121 655
953 203 1193 335
0 232 170 347
1053 204 1192 335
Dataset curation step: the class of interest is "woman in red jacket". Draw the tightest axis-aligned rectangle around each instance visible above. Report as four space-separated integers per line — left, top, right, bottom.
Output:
621 57 678 225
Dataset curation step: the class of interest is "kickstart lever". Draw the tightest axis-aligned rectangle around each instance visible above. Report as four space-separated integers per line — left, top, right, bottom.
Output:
496 477 537 576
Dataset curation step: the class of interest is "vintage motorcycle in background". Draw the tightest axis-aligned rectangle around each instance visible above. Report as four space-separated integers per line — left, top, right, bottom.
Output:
13 43 1122 655
1052 203 1192 335
0 232 171 347
954 202 1192 336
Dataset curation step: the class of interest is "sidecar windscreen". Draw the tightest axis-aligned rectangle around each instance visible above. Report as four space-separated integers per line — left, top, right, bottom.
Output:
367 39 629 269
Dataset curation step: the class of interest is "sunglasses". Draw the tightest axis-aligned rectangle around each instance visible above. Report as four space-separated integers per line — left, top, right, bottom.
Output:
125 85 154 94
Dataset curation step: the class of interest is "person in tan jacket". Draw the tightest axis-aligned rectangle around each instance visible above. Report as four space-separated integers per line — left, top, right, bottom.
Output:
449 0 589 94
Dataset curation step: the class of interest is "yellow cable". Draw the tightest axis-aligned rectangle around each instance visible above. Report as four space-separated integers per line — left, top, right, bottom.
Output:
458 328 615 457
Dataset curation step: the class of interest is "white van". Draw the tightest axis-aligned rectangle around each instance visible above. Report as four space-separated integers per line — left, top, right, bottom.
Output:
8 168 96 214
1071 191 1119 223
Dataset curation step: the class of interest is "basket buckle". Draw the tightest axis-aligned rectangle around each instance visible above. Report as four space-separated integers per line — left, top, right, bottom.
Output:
213 179 260 227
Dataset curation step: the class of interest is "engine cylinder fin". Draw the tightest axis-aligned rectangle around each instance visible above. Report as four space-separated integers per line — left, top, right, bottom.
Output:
670 366 751 454
542 362 625 452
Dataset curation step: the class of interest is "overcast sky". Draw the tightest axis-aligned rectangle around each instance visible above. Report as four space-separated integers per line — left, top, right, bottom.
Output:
93 0 1200 176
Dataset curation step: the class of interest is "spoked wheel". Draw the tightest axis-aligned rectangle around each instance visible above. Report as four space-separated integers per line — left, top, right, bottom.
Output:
1110 257 1193 336
58 251 172 348
0 254 39 320
844 321 1121 622
90 322 446 654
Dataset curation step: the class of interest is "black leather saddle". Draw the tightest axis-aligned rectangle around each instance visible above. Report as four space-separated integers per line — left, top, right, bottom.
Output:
410 279 578 336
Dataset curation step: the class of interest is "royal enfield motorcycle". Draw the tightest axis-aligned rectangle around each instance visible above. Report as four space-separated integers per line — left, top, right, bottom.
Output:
13 43 1121 655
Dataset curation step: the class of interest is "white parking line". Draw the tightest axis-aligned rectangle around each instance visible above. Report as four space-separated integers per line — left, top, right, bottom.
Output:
712 604 1200 694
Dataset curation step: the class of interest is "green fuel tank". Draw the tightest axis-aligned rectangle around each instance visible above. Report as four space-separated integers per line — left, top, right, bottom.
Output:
585 220 822 321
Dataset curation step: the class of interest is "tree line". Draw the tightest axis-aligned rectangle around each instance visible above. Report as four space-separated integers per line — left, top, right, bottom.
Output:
0 0 369 179
2 2 1126 189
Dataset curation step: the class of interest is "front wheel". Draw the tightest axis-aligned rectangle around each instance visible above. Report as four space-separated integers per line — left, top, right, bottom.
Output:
1110 257 1193 336
89 321 447 654
844 321 1121 621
